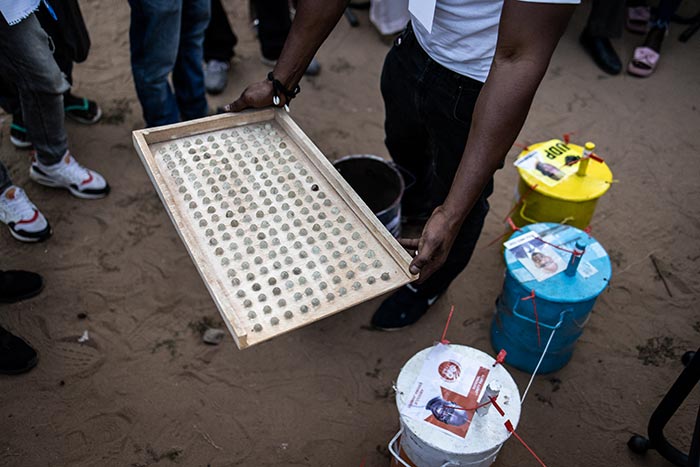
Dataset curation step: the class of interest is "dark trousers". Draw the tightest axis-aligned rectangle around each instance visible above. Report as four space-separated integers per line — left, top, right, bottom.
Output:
380 24 493 299
655 0 683 27
203 0 291 62
203 0 237 62
254 0 292 60
587 0 626 37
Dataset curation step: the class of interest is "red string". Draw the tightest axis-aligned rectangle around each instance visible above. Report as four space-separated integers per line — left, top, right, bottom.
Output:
513 141 531 151
521 290 541 347
506 422 549 467
490 398 549 467
490 396 505 416
565 151 604 167
538 237 583 257
506 217 520 233
484 231 512 249
359 459 366 467
482 215 522 250
440 305 455 344
408 399 493 412
486 218 584 257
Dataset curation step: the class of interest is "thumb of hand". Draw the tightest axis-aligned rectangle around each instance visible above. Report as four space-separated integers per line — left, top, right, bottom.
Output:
409 250 430 275
226 97 247 113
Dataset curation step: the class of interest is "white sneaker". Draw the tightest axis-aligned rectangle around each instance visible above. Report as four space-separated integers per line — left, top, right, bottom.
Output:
204 60 230 95
0 186 52 242
29 151 110 199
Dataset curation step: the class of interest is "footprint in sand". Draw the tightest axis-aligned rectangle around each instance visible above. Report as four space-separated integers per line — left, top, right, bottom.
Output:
39 336 105 380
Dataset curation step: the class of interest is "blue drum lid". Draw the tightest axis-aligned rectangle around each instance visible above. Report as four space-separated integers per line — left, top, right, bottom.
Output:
503 223 611 303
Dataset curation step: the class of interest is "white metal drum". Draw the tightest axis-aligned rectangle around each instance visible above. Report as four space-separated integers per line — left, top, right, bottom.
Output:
392 345 522 467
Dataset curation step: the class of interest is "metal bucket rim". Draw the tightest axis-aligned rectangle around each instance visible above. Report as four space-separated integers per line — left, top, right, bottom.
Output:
333 154 405 219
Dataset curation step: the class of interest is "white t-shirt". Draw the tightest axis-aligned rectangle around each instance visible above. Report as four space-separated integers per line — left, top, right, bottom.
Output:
0 0 39 25
412 0 580 83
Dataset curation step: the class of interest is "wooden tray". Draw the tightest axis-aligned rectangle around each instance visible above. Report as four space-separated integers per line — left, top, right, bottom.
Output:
133 109 415 348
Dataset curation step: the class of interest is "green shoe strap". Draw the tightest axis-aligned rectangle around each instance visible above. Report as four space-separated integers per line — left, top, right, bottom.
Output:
10 122 27 133
64 97 89 112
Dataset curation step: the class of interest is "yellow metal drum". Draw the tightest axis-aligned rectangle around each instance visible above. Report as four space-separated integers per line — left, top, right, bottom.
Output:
510 139 613 229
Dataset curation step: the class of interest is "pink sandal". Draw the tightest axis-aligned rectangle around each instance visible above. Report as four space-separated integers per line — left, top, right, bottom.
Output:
626 6 651 34
628 46 660 77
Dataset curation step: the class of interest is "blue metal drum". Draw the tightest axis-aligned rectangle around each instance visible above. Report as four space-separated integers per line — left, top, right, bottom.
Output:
490 223 611 374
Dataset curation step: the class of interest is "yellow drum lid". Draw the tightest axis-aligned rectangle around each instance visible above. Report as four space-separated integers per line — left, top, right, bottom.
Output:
515 139 613 202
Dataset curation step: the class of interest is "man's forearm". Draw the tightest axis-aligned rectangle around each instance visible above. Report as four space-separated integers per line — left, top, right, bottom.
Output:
441 0 574 224
441 57 549 222
273 0 349 89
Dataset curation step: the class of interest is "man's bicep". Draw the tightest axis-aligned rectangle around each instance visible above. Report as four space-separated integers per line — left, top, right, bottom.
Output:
497 0 576 59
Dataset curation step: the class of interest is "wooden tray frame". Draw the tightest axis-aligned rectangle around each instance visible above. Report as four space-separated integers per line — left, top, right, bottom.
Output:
133 109 415 348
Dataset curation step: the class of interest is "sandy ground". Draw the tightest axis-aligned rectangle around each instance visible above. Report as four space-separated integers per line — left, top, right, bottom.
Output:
1 1 700 466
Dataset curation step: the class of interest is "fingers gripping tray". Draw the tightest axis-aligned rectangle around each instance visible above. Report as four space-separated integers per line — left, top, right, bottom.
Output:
133 109 415 348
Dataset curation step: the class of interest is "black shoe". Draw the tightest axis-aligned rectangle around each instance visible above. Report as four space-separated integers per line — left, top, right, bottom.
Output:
371 285 441 331
0 270 44 304
10 113 32 149
64 92 102 124
579 29 622 75
0 326 38 375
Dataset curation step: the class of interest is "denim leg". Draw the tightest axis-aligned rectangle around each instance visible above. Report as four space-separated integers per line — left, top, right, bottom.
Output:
173 0 210 121
0 161 12 192
0 15 70 165
129 0 182 127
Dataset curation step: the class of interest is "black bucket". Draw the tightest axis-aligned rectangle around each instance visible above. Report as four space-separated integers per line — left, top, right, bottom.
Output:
334 154 404 237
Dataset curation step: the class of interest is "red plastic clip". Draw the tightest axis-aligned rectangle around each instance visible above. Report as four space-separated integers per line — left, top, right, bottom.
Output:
493 349 507 367
439 305 455 345
563 131 578 145
492 388 550 467
514 141 531 151
506 217 521 233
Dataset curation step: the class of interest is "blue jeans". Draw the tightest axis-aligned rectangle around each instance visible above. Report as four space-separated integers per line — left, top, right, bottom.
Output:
380 23 493 299
129 0 210 127
0 14 71 191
